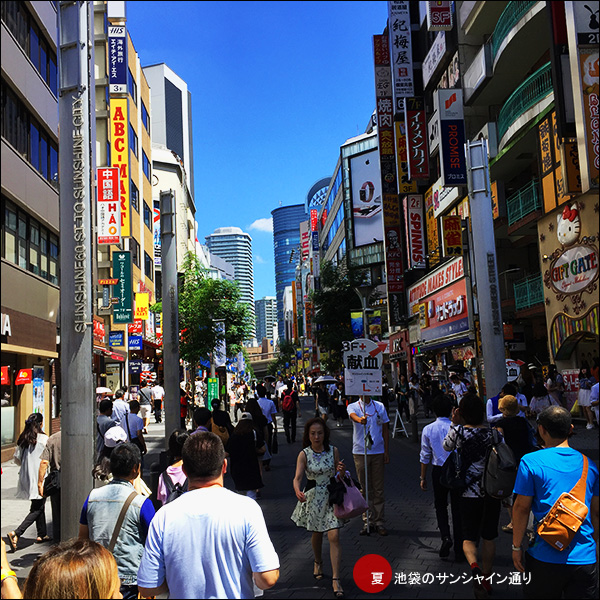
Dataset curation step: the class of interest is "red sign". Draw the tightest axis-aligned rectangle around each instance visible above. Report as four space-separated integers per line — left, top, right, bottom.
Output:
427 1 453 32
98 278 119 286
310 209 318 232
128 320 143 335
15 369 32 385
405 98 430 179
406 195 426 268
1 366 9 385
93 319 106 343
408 256 464 313
97 167 121 244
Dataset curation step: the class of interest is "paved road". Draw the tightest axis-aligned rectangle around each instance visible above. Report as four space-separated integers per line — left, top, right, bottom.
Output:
2 396 598 598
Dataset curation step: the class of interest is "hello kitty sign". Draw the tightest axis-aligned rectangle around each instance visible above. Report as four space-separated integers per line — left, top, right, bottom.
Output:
556 203 581 247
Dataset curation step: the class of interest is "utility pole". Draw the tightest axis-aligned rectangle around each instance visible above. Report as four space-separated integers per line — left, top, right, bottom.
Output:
58 0 95 540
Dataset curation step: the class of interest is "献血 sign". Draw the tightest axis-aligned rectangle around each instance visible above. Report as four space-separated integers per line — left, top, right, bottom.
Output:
342 338 385 396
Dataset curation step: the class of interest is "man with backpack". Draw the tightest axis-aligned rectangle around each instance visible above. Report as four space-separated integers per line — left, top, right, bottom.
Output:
281 381 301 444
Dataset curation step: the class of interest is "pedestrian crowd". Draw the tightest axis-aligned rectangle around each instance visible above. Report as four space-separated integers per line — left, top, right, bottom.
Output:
2 364 598 599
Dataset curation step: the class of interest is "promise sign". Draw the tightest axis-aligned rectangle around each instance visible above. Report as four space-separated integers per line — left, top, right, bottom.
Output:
97 167 120 244
110 98 130 237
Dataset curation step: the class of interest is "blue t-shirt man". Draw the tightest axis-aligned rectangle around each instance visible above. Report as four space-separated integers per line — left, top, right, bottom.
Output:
514 446 599 565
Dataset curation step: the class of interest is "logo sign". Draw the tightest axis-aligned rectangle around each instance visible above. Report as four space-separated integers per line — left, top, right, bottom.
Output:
134 292 149 321
110 98 130 237
573 2 600 46
129 360 142 374
109 331 124 346
15 369 32 385
1 366 9 385
112 251 133 323
97 167 121 244
406 195 426 268
427 1 453 31
405 98 429 179
548 244 599 295
442 215 463 256
128 320 143 335
388 1 414 99
128 335 143 350
435 90 467 187
108 26 127 94
99 278 119 286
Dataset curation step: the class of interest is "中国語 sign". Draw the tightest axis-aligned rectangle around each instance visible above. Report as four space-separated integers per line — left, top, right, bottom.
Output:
112 251 133 323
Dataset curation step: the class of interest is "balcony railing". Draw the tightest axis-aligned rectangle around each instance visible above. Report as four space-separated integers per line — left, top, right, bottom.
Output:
490 0 538 62
506 180 541 226
497 62 553 143
514 274 544 311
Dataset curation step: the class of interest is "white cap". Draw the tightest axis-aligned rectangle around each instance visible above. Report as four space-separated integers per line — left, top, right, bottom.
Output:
239 412 253 421
104 426 128 448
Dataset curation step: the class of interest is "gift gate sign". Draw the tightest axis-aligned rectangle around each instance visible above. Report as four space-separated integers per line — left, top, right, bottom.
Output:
549 245 598 295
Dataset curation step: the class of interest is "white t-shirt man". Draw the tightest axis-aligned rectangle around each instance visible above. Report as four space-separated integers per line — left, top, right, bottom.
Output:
151 384 165 402
347 398 390 455
257 396 278 425
137 487 279 599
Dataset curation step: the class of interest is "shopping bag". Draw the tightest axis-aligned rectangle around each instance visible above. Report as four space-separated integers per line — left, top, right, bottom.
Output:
333 472 368 520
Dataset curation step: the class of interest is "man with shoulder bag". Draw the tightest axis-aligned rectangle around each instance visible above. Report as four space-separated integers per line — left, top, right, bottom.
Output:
512 406 599 599
137 381 153 434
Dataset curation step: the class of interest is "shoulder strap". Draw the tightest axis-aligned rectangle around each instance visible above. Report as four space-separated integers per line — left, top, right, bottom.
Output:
108 491 138 552
124 414 132 440
570 454 589 501
162 470 174 493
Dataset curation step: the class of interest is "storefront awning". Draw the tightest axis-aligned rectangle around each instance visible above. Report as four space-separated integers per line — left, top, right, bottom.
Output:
415 333 474 354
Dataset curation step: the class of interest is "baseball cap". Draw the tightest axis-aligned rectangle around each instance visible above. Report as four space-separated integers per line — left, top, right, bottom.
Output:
239 412 253 421
104 426 128 448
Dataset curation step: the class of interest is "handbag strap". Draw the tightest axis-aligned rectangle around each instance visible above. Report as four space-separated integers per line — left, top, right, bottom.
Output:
570 454 589 502
124 413 132 441
108 491 138 553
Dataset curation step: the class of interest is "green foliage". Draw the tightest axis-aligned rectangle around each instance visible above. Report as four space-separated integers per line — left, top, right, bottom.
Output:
178 252 254 365
311 260 364 373
267 339 296 376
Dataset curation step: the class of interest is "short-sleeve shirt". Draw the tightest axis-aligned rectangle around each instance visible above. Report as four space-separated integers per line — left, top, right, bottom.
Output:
157 465 187 505
257 397 278 424
123 413 144 442
137 486 280 599
347 399 390 455
514 447 599 565
41 431 61 471
151 385 165 400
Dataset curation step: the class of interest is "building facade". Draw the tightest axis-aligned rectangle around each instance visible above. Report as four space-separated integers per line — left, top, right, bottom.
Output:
255 296 277 342
1 1 60 456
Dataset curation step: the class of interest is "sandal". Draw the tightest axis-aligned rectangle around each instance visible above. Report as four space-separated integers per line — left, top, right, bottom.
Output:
313 560 324 580
6 531 18 552
501 523 513 533
332 578 345 598
35 536 51 543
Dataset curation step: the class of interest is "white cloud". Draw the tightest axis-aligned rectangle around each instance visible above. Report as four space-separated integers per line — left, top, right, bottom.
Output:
254 255 266 264
249 217 273 233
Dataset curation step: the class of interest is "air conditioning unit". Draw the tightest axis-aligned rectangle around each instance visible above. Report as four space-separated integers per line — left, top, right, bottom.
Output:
475 122 498 159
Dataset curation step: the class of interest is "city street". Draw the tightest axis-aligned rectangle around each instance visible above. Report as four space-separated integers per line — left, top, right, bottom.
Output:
2 396 598 599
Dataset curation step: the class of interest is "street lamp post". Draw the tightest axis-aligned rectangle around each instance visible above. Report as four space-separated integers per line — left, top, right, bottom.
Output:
354 285 376 338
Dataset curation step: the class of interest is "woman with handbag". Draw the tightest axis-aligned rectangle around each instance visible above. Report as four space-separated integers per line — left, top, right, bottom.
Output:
6 413 50 551
443 394 502 599
291 418 346 598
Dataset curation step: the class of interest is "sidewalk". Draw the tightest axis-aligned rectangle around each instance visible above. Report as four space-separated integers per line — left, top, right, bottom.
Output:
2 400 598 598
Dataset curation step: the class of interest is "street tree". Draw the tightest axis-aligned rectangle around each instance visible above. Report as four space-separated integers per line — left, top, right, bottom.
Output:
267 339 297 376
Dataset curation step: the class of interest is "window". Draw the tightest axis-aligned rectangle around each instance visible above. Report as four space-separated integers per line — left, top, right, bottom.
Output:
130 237 140 268
144 252 153 281
128 69 137 103
143 202 152 230
141 101 150 134
129 123 138 158
130 179 139 212
142 151 151 181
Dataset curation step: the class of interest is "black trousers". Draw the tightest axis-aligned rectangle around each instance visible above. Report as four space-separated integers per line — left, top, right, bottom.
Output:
153 398 162 422
431 465 462 550
283 410 297 442
50 490 61 541
15 498 47 538
264 422 274 465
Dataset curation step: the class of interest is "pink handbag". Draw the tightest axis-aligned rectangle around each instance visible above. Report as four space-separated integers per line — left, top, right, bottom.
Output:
333 472 368 519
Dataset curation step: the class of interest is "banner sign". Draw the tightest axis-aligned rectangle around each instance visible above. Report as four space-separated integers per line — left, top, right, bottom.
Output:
109 331 124 346
388 1 415 101
342 338 385 395
0 366 9 385
97 167 120 245
436 89 467 186
112 251 133 323
427 1 453 31
129 360 142 374
99 278 119 286
110 98 130 237
419 278 469 342
310 209 318 232
425 186 440 267
406 194 426 268
134 292 149 321
108 26 127 94
405 97 429 179
441 215 463 257
579 51 599 188
300 221 310 262
408 256 464 313
423 31 447 88
128 335 143 350
153 202 161 267
15 369 32 385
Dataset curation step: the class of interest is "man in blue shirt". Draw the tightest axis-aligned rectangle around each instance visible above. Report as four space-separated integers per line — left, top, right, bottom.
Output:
512 406 599 599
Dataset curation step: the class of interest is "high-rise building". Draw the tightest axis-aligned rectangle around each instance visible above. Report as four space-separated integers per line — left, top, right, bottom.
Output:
142 63 195 199
205 227 255 337
271 204 308 341
255 296 277 342
1 1 60 454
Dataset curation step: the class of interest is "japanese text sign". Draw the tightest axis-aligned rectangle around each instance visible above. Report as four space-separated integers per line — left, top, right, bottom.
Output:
442 215 463 257
112 251 133 323
388 1 415 99
97 167 121 245
108 26 127 94
405 98 430 179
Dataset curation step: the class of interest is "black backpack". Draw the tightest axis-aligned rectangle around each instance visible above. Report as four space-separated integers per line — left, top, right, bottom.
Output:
484 428 518 499
162 471 188 504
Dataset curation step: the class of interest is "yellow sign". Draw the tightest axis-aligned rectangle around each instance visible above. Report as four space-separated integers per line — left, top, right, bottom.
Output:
134 292 149 320
394 122 418 194
442 215 462 257
110 98 130 237
425 186 440 267
418 303 428 329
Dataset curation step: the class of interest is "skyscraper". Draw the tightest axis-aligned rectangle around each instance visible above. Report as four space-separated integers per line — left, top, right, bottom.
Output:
255 296 277 342
205 227 255 338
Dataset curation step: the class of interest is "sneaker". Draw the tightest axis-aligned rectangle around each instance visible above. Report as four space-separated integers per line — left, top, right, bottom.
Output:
439 536 452 558
586 423 594 429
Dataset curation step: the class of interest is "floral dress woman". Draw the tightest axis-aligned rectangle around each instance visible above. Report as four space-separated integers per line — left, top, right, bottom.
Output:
291 446 341 532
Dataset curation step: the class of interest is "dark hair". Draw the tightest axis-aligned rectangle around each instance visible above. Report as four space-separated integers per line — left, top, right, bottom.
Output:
285 380 293 391
99 399 113 414
245 397 264 423
168 429 190 464
458 393 485 426
302 417 330 451
502 382 517 396
256 384 267 397
234 419 255 436
433 394 454 418
537 406 572 439
533 382 548 397
182 432 225 480
211 399 221 410
193 407 212 427
17 413 44 449
109 442 141 478
114 389 124 400
129 399 140 413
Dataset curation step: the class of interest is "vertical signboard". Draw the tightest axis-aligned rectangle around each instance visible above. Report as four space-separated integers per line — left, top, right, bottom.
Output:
441 215 463 256
406 195 426 268
350 151 383 247
310 208 319 252
108 26 127 94
97 167 121 244
374 33 405 325
427 1 453 31
112 251 133 323
435 89 467 186
405 97 430 179
425 186 440 267
579 51 599 187
395 120 418 194
134 292 149 321
110 98 130 237
300 220 310 262
153 201 161 267
388 1 414 104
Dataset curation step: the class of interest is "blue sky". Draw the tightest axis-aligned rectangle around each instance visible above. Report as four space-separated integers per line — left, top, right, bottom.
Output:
126 1 388 299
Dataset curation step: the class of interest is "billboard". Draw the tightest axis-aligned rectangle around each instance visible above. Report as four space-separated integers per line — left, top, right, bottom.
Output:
110 98 130 237
97 167 120 245
108 26 127 94
350 150 383 247
112 251 133 323
405 195 426 268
